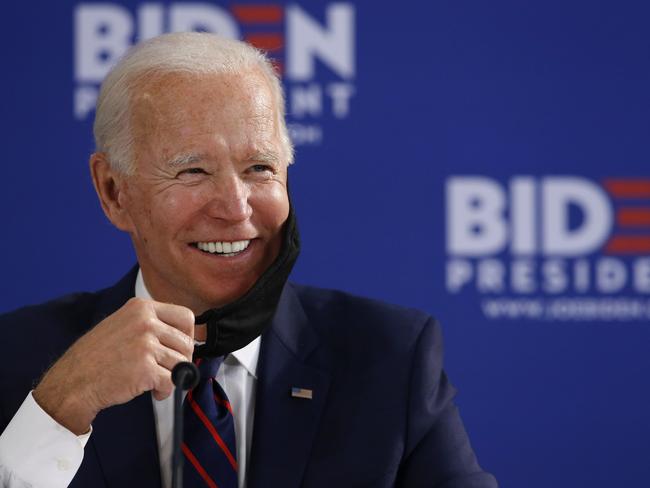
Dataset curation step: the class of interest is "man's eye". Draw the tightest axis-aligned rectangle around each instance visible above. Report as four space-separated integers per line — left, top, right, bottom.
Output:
250 164 273 173
178 167 207 176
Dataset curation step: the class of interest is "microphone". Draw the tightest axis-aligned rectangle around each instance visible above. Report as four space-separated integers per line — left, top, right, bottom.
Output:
172 361 200 389
171 361 200 488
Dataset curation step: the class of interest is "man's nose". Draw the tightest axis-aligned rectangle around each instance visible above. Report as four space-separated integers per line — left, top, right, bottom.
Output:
203 173 253 222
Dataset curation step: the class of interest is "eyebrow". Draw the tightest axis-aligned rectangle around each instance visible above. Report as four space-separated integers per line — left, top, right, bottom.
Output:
165 153 203 168
247 150 281 165
164 150 283 168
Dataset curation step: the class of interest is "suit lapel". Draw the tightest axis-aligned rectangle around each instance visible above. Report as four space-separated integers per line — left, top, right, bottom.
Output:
248 284 331 488
85 266 162 488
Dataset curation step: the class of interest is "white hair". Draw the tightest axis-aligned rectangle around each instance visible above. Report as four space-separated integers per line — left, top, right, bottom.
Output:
93 32 293 174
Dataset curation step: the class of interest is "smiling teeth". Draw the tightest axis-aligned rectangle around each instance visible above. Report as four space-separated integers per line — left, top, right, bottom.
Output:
197 240 250 255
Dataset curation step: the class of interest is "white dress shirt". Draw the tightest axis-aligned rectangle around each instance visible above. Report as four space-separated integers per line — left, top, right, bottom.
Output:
0 270 259 488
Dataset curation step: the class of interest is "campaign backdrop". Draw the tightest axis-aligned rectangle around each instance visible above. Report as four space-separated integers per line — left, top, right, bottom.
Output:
2 1 650 486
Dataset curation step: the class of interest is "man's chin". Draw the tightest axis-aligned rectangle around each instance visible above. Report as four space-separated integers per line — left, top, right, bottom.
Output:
191 279 259 313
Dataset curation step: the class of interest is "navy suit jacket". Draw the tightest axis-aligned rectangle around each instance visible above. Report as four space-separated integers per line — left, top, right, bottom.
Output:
0 267 497 487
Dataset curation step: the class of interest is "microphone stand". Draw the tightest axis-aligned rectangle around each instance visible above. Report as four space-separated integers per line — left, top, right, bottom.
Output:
171 361 200 488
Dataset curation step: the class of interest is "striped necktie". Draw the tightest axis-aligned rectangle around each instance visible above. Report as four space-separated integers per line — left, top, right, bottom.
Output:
182 357 238 488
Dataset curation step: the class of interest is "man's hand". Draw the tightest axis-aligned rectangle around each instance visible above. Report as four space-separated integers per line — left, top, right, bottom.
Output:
32 298 195 435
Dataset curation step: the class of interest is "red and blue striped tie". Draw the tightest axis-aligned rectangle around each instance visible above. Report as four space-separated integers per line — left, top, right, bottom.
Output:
182 357 238 488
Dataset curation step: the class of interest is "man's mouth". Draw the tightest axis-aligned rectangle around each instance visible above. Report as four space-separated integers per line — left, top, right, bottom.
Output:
192 239 251 257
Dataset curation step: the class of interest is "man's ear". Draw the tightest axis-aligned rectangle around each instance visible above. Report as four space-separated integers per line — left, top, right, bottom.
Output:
89 153 133 232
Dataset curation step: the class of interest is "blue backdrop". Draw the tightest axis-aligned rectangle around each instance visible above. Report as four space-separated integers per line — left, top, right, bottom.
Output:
2 1 650 486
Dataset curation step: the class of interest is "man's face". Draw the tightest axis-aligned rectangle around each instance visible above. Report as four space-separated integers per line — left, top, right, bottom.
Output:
115 70 289 313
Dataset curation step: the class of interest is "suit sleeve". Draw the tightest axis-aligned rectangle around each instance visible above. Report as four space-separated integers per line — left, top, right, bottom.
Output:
0 392 90 488
395 317 498 488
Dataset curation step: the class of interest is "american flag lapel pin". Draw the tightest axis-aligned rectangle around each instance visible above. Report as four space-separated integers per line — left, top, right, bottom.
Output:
291 387 313 400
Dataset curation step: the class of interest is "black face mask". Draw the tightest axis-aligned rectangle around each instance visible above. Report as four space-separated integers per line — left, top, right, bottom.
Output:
193 204 300 358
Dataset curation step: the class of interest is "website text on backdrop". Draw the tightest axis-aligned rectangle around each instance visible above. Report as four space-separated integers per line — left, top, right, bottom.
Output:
0 33 497 488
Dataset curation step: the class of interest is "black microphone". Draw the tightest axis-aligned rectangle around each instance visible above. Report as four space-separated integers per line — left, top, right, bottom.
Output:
171 361 200 488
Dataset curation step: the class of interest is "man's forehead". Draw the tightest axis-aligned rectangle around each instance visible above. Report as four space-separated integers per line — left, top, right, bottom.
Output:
130 70 277 133
132 70 272 109
131 72 276 134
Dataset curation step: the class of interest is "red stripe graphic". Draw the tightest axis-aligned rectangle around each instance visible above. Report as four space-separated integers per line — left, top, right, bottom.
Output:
616 208 650 227
182 442 219 488
188 392 238 470
603 179 650 198
604 236 650 254
231 5 283 23
244 33 283 51
214 393 233 414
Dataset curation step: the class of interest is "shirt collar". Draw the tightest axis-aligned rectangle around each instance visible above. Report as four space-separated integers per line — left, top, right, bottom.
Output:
135 268 259 379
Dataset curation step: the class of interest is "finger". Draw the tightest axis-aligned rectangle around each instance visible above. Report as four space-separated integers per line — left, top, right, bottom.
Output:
153 302 195 336
155 343 190 371
152 364 174 401
157 322 195 359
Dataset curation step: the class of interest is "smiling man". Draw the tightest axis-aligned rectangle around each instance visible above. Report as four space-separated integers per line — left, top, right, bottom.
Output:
0 33 497 488
107 70 290 313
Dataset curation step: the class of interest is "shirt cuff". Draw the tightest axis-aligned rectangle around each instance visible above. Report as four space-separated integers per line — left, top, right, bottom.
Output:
0 391 92 488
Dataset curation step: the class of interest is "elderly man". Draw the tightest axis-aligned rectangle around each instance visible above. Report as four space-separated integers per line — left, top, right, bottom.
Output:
0 33 497 488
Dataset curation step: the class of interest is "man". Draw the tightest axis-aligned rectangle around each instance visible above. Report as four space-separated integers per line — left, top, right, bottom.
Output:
0 33 497 487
